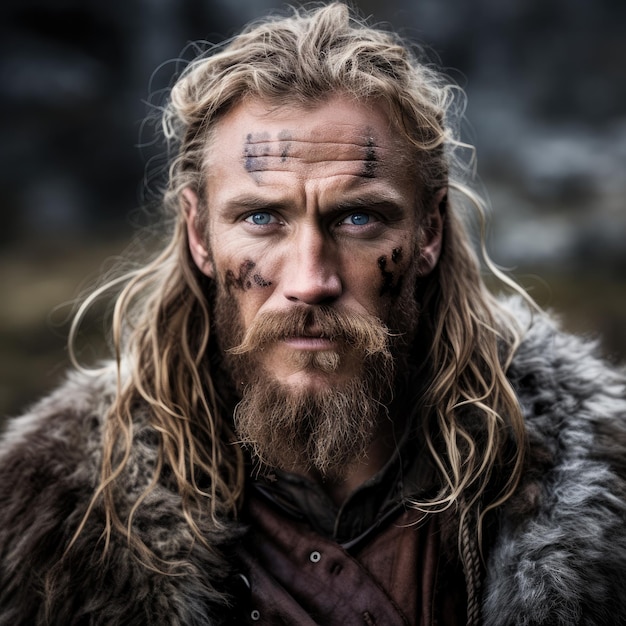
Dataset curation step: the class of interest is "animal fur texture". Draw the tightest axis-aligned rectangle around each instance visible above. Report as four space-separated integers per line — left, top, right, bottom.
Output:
0 297 625 625
484 302 626 625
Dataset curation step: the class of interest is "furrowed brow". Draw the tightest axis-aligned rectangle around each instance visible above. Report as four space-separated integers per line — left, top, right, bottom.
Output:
334 192 406 212
222 194 291 213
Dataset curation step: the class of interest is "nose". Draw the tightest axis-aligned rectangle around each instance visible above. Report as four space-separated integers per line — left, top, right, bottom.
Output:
282 226 342 305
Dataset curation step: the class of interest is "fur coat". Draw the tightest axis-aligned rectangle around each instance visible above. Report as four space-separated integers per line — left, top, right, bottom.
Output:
1 298 625 625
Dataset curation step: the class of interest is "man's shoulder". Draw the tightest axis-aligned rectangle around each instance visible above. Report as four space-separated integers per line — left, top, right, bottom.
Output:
0 363 124 550
484 296 626 625
0 362 237 624
0 359 166 508
0 361 135 562
503 293 626 488
501 294 624 402
0 361 121 466
0 364 114 619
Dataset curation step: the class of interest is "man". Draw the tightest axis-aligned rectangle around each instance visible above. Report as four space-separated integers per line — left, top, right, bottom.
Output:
1 3 625 625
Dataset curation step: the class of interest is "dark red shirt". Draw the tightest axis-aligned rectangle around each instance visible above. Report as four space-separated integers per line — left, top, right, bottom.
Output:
233 434 468 624
236 494 467 625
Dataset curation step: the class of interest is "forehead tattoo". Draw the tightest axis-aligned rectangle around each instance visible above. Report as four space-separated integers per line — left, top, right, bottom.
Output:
278 130 292 162
362 136 378 178
244 132 271 174
240 128 381 181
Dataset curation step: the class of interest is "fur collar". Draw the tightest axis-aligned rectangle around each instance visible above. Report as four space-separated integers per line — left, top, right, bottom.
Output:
484 299 626 625
0 364 241 625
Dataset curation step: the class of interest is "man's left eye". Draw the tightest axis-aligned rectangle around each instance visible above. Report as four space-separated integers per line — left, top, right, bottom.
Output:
341 213 371 226
245 212 276 225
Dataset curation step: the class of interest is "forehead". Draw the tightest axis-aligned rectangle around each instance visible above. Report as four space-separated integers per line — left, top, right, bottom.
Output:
205 96 411 183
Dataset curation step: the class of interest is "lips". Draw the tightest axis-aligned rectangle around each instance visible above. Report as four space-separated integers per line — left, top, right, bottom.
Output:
282 334 336 351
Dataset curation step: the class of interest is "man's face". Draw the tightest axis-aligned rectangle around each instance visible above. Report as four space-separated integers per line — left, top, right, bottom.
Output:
185 95 442 475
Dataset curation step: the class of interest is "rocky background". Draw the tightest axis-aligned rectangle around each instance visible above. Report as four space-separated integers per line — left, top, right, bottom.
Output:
1 0 625 417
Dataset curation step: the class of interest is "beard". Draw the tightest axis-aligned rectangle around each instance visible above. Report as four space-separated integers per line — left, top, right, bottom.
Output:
212 282 419 480
234 354 392 480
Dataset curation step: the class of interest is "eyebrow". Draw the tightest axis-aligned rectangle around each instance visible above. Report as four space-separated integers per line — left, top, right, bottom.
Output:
221 195 292 214
220 190 410 217
334 192 406 212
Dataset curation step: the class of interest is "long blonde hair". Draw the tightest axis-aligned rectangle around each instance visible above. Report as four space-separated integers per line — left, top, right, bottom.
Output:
70 2 529 572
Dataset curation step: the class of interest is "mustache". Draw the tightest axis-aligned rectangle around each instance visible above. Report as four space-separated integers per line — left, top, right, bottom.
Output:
227 306 393 357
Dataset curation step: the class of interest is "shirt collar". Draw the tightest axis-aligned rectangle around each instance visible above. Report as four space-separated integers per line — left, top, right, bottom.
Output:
249 404 436 545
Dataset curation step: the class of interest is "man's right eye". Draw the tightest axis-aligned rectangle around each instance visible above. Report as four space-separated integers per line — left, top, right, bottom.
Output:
245 212 275 225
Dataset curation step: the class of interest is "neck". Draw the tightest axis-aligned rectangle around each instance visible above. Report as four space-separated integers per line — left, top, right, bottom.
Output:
305 410 404 506
294 370 418 505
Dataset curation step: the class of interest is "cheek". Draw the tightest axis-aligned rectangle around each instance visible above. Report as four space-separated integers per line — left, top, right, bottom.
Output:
217 257 276 292
341 249 407 319
216 257 275 325
375 245 414 299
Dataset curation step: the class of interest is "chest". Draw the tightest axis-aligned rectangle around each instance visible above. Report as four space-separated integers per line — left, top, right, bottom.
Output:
233 495 467 625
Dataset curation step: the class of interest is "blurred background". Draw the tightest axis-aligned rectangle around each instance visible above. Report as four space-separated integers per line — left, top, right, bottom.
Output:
1 0 625 418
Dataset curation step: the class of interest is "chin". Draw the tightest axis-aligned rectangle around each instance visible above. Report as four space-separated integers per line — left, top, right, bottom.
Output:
265 347 358 388
279 366 356 393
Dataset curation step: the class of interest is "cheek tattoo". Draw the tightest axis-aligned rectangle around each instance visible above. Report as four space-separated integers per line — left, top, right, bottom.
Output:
224 260 256 291
224 260 272 291
253 274 272 288
378 247 404 297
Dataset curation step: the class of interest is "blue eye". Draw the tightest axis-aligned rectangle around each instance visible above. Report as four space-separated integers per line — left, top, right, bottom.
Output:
246 212 274 225
347 213 370 226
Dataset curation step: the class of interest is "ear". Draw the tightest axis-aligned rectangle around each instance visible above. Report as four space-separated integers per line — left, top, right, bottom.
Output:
417 187 446 276
182 187 214 277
